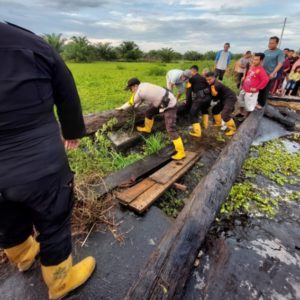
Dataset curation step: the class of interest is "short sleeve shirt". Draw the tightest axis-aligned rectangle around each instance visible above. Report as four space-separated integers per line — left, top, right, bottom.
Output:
263 48 285 75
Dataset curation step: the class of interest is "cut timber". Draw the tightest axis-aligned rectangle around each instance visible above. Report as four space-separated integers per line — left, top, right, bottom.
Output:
268 95 300 103
92 145 174 197
128 152 201 213
125 109 265 300
150 152 198 184
173 183 188 191
116 179 156 205
268 100 300 111
108 131 141 152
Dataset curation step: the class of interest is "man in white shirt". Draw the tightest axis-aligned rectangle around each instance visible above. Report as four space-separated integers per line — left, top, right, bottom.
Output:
116 78 186 160
166 69 192 100
214 43 232 81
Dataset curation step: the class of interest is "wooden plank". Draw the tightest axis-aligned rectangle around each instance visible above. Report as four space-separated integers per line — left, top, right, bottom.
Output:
116 178 156 205
92 145 174 197
268 100 300 111
150 151 198 184
128 154 201 213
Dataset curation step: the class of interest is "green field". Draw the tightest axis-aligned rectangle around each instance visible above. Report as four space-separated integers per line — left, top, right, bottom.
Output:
67 61 237 113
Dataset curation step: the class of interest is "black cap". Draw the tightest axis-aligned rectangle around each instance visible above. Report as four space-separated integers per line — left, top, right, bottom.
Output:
125 78 141 90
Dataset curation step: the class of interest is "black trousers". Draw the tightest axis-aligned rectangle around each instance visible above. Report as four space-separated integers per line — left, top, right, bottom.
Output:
291 80 300 96
215 68 226 81
0 164 74 266
235 72 244 88
212 97 236 122
190 95 211 123
258 78 275 107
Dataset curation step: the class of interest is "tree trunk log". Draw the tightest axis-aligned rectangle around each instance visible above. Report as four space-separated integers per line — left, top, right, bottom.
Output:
125 109 265 300
84 106 149 135
84 103 188 135
264 104 297 130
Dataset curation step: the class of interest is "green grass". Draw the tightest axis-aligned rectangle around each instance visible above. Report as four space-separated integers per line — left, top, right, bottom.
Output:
67 61 237 113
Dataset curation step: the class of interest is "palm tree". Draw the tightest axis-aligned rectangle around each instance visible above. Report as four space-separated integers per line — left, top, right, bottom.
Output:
42 33 66 53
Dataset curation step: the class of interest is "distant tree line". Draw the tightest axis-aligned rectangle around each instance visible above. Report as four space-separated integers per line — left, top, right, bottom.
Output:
42 33 243 63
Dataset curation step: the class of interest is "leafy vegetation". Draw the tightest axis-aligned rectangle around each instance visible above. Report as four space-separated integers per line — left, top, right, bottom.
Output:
221 139 300 218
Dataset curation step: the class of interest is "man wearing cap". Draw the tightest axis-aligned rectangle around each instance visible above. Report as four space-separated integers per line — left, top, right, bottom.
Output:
166 69 192 100
116 78 185 160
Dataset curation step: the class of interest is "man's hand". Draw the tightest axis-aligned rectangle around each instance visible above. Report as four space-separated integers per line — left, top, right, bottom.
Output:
64 139 80 150
269 72 276 79
250 87 257 93
116 102 131 111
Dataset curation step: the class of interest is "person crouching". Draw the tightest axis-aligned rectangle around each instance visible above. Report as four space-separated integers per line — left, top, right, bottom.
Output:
116 78 185 160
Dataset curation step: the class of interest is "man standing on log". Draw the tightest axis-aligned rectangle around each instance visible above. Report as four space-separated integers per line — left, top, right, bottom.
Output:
116 78 186 160
205 72 237 136
257 36 284 108
0 22 95 300
187 65 211 138
166 69 193 100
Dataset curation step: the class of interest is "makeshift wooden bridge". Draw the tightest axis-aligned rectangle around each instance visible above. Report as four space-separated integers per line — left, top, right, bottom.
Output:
116 151 201 213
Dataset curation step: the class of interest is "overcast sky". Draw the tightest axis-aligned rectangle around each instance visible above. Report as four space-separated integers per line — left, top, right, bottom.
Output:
1 0 299 53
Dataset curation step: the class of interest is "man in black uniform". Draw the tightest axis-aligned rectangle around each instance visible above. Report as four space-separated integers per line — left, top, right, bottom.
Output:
205 72 237 136
0 22 95 299
186 65 211 138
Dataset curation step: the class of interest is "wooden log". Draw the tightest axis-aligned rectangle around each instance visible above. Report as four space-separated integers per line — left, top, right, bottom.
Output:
84 106 149 135
84 103 189 135
268 100 300 111
264 104 297 130
125 109 265 300
92 145 174 197
274 107 300 121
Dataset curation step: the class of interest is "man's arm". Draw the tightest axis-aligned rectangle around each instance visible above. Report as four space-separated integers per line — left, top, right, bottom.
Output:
270 51 285 79
52 50 85 141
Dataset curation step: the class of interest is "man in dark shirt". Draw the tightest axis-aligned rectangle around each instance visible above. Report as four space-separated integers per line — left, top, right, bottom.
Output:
187 65 211 137
0 22 95 299
205 72 237 136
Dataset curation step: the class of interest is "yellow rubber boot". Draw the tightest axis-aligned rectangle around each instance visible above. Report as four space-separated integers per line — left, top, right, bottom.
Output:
42 255 96 300
213 114 222 127
171 137 186 160
225 119 237 136
4 236 40 272
136 117 154 133
202 114 209 129
189 123 201 138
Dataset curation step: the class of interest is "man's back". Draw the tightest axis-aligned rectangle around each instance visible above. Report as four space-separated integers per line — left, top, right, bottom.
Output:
0 22 85 188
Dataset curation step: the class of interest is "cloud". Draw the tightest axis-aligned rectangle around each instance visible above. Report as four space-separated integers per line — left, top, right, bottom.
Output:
0 0 299 53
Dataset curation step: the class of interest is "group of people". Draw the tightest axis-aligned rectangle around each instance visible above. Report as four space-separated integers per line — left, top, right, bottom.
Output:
235 41 300 98
117 37 288 161
0 19 299 300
